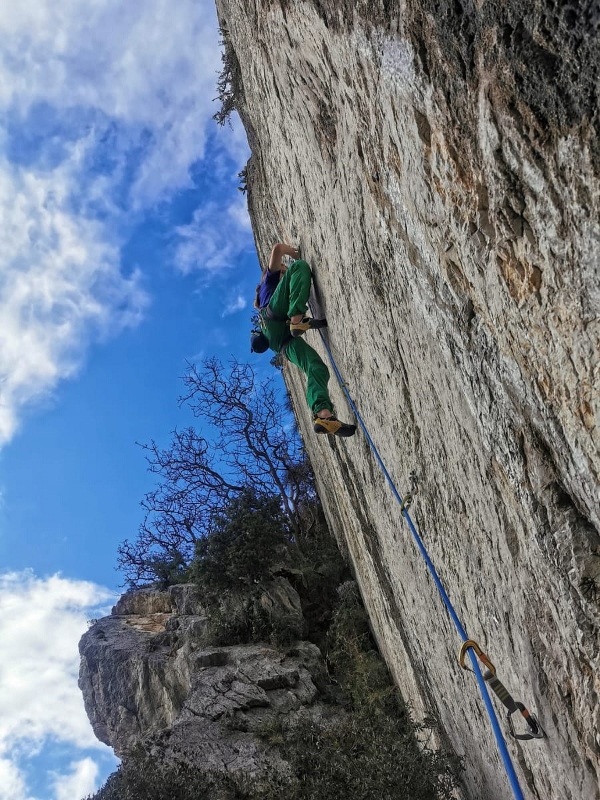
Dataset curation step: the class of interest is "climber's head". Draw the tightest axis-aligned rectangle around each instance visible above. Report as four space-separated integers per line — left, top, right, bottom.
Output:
250 331 269 354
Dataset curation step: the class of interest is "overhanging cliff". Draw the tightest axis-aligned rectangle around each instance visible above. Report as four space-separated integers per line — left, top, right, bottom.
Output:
216 1 600 798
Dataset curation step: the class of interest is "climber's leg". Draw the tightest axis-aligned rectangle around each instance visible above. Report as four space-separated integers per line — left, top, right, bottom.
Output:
285 338 356 437
268 260 312 320
267 260 327 339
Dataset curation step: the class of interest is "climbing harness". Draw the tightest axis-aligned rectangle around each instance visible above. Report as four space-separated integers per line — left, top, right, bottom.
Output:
459 640 545 741
309 314 545 800
262 306 288 323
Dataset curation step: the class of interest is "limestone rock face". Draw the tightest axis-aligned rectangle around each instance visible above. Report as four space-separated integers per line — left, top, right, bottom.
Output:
79 584 331 772
215 2 599 799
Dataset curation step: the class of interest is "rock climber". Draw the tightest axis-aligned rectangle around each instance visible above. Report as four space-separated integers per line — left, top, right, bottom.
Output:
250 243 356 437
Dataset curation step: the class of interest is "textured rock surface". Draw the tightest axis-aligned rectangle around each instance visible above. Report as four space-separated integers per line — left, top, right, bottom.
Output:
79 584 333 772
216 1 599 799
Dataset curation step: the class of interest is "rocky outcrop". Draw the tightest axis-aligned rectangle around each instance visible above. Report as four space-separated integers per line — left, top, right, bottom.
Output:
79 584 334 773
215 2 600 799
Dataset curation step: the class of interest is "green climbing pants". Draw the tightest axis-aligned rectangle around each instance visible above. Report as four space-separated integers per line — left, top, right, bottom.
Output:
262 259 334 416
285 337 333 416
269 258 312 320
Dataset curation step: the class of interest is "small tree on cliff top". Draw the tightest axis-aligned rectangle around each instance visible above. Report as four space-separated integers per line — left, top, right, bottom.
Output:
118 358 317 588
213 26 242 127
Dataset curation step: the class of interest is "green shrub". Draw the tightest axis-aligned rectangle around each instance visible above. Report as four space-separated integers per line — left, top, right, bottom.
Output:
85 751 225 799
200 588 303 649
149 552 190 590
326 581 399 713
201 591 268 646
86 746 291 800
189 490 346 649
269 711 458 800
191 490 290 597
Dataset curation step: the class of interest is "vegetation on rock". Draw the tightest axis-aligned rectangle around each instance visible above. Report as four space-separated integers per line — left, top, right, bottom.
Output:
213 25 243 127
118 358 318 587
192 486 347 650
191 491 290 593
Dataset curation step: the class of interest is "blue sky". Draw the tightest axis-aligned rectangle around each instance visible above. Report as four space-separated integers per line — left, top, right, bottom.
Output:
0 2 271 797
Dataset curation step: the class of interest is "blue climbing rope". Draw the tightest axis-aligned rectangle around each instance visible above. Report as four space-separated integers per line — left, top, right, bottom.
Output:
314 327 526 800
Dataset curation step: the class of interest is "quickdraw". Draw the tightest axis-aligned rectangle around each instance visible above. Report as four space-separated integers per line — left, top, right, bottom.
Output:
400 470 419 511
459 640 545 741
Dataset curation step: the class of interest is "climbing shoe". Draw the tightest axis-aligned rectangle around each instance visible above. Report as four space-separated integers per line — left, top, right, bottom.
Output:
313 415 357 437
290 317 328 337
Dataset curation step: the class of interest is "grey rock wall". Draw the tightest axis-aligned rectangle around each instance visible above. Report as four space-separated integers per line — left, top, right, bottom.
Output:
79 584 333 773
216 1 600 798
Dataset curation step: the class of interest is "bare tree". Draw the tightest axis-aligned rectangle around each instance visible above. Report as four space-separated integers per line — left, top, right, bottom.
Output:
118 358 316 587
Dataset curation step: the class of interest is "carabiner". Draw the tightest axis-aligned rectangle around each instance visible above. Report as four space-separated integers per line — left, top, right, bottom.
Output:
507 702 545 740
458 639 496 677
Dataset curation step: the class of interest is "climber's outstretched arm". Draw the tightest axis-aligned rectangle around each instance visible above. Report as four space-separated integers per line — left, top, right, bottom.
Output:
267 243 300 273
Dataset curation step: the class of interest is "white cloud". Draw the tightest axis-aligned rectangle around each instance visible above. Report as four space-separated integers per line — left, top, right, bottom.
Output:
0 571 116 799
228 192 252 232
0 571 115 748
220 115 254 172
51 758 99 800
223 292 247 317
174 199 253 275
0 0 223 205
0 154 148 445
0 757 32 800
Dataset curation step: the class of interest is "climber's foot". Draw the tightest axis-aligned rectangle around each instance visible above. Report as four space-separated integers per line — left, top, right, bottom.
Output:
313 415 356 437
290 317 328 337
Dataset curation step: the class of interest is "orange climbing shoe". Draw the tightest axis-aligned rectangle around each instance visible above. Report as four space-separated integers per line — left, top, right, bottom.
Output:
313 415 357 437
290 317 328 337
